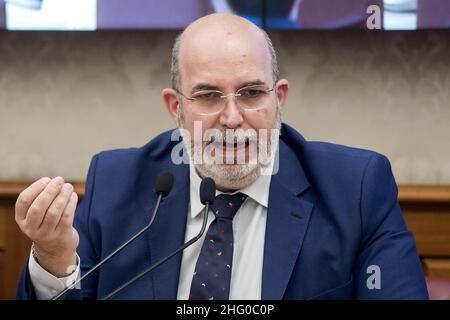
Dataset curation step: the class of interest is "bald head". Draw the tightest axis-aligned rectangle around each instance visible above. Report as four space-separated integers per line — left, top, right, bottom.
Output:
184 13 263 40
162 14 289 191
171 13 279 90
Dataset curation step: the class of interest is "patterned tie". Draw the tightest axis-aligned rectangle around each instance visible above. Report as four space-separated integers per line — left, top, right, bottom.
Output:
189 193 247 300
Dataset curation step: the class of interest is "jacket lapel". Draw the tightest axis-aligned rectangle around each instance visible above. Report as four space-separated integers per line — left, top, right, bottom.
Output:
262 139 314 299
141 161 190 300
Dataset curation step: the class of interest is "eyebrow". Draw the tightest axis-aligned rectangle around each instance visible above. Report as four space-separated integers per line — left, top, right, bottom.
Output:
190 83 219 94
239 80 266 88
190 79 267 94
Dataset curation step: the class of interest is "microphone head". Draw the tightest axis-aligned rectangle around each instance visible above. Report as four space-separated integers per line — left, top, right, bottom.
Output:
200 177 216 205
154 171 174 197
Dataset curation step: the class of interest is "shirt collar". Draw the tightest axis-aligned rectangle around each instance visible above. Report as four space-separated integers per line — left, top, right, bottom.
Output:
189 138 278 219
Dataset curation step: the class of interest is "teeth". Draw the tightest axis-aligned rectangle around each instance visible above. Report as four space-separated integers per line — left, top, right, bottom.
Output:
224 146 245 151
208 140 248 151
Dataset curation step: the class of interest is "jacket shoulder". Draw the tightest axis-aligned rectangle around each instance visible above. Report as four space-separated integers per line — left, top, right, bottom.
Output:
281 122 385 165
305 140 381 161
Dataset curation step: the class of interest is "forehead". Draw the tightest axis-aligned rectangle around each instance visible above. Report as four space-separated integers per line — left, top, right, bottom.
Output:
178 30 272 90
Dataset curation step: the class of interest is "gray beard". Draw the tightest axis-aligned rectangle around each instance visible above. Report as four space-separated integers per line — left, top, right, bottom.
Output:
177 103 282 191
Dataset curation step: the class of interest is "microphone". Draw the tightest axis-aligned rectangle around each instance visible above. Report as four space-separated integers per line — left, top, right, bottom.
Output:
100 177 216 300
52 171 174 300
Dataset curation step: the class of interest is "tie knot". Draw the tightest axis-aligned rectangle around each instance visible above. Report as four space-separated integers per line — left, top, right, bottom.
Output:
210 193 247 220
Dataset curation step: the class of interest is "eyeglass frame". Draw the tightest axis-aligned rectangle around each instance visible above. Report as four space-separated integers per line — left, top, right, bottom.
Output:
174 82 277 115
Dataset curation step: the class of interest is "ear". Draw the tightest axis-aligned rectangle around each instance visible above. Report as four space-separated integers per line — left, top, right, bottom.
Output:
161 88 180 126
275 79 289 109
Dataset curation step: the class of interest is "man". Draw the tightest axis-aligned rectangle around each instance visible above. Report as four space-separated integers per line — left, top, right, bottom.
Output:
15 13 428 300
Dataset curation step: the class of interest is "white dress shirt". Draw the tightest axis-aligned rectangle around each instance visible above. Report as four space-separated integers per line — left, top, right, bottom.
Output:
29 151 275 300
177 159 273 299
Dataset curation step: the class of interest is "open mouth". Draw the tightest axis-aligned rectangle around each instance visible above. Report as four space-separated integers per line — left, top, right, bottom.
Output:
206 136 251 161
222 138 249 152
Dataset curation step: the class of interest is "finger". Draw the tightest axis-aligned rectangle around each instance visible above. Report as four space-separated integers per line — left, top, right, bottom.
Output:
56 192 78 232
39 183 74 233
25 177 65 231
15 177 51 222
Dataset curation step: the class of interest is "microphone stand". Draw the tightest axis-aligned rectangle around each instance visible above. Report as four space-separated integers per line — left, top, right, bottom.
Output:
52 193 164 300
100 202 211 300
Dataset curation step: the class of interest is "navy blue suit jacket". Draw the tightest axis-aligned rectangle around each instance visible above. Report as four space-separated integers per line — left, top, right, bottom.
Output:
16 123 428 299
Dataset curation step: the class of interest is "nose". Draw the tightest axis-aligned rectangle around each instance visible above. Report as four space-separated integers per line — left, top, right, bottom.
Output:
219 94 244 129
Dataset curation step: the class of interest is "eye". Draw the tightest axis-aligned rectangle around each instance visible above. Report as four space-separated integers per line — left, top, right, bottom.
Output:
194 91 222 100
240 88 264 98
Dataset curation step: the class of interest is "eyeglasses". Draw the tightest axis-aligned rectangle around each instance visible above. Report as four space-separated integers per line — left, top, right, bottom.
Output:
175 84 276 115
